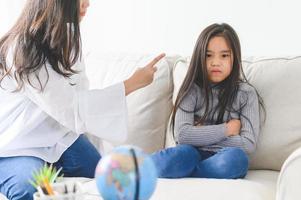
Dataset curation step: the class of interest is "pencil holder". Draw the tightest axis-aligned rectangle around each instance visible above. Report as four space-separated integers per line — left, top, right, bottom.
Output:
33 181 84 200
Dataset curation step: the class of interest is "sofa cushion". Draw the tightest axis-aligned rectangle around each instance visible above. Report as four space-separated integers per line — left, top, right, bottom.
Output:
0 171 277 200
243 56 301 170
172 56 301 171
80 170 278 200
85 53 176 153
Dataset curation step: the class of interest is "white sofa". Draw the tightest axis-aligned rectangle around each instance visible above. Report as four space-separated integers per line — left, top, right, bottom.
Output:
1 54 301 200
81 53 301 200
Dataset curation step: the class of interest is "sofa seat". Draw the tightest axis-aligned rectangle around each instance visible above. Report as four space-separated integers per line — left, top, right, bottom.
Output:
79 170 278 200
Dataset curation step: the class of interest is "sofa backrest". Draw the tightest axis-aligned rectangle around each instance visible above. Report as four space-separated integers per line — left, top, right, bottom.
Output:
171 56 301 171
85 52 301 171
85 53 177 154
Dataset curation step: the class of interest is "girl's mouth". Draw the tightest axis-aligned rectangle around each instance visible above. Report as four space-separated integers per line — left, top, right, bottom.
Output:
211 70 222 73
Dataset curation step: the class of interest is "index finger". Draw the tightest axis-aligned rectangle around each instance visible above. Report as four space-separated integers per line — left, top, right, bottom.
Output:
149 53 166 66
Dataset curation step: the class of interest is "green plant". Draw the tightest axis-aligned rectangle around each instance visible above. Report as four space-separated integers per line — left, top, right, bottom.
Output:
29 163 63 191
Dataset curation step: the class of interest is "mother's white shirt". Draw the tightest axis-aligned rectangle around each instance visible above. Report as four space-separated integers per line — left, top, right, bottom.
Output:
0 55 128 162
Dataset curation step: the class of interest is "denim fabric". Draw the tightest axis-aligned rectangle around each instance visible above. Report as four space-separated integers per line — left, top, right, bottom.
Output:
0 134 101 200
151 144 249 179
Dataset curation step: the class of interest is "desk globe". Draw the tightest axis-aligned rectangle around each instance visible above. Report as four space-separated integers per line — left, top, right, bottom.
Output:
95 146 157 200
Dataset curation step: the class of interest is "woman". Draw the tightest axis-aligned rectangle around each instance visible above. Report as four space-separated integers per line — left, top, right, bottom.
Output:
0 0 165 199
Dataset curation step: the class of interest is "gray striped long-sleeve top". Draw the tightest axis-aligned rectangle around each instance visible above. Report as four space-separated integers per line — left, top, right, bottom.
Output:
175 82 260 155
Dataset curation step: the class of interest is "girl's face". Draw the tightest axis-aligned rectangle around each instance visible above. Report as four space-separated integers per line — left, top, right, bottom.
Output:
79 0 90 21
206 36 233 84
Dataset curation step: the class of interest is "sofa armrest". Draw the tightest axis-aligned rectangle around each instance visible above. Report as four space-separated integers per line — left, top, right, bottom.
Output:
276 147 301 200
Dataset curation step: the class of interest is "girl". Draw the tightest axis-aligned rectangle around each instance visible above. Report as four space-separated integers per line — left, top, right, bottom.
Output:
0 0 164 199
151 23 264 179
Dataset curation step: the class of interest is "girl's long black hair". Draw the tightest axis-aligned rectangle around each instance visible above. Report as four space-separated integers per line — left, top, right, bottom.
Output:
171 23 265 135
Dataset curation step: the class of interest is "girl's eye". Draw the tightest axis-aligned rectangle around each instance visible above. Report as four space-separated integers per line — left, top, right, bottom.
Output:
222 54 230 58
206 54 212 58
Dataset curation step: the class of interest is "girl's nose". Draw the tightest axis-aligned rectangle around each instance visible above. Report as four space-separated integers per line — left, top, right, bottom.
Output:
211 59 221 66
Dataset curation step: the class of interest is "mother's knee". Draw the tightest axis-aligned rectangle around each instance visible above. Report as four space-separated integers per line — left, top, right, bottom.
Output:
6 181 36 200
0 157 44 200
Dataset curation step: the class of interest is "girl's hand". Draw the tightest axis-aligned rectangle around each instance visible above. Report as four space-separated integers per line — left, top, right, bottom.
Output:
225 119 241 136
124 53 165 96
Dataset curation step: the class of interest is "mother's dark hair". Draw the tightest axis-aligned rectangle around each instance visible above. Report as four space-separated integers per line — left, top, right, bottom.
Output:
0 0 81 91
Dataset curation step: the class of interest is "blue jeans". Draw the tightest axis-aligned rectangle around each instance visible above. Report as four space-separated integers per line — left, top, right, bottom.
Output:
0 134 101 200
151 144 249 179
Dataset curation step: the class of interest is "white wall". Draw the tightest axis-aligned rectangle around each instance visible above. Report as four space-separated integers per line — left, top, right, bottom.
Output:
0 0 25 37
1 0 300 57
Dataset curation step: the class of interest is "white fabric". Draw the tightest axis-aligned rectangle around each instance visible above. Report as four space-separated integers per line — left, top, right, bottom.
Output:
172 57 190 104
78 170 278 200
276 146 301 200
0 56 128 162
164 57 189 148
242 56 301 170
85 53 174 153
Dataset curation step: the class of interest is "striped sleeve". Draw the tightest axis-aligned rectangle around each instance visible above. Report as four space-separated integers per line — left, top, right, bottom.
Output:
175 85 227 147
